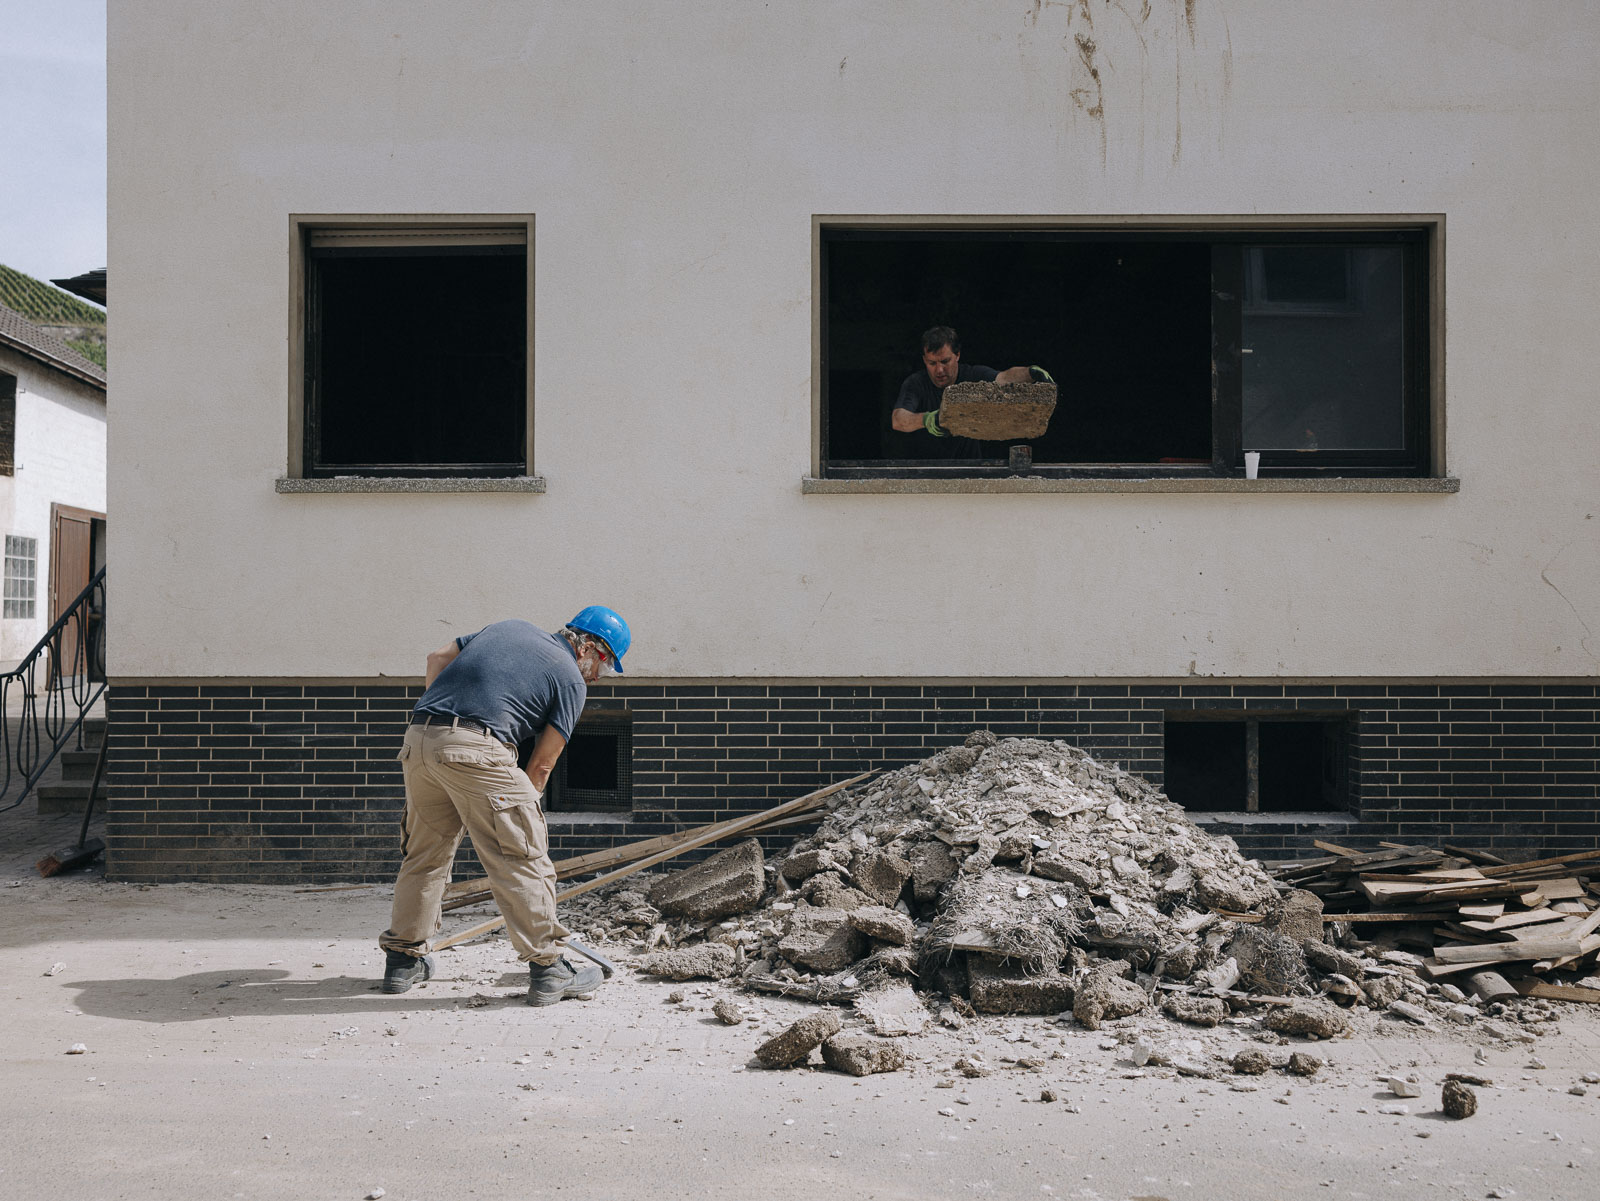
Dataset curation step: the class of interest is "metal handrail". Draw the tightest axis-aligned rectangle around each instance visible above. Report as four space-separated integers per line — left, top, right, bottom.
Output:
0 565 106 813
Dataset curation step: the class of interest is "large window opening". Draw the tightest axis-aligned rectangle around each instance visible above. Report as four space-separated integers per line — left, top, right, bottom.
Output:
299 223 529 478
1164 713 1351 814
544 710 632 814
820 224 1431 479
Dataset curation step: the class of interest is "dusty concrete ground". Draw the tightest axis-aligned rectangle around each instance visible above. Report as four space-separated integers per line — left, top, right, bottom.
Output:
3 813 1598 1200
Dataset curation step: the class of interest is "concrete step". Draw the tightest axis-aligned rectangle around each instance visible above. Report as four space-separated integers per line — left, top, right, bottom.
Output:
60 748 107 779
36 780 105 815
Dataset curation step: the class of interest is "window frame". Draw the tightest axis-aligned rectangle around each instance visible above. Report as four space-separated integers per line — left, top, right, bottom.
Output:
287 214 536 481
812 215 1444 482
1163 709 1355 815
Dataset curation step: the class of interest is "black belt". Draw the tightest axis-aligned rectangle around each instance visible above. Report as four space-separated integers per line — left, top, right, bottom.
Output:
410 712 494 738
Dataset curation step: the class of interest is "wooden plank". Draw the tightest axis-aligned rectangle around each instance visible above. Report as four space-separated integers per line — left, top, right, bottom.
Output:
1457 903 1505 919
1431 937 1582 965
1531 878 1587 900
431 770 875 952
1445 844 1506 865
1322 911 1456 923
1459 908 1563 934
1312 839 1363 857
1358 868 1485 883
1421 956 1499 979
1515 979 1600 1004
1493 849 1600 875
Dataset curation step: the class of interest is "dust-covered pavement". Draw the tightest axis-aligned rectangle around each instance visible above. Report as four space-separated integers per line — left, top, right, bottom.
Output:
3 868 1599 1201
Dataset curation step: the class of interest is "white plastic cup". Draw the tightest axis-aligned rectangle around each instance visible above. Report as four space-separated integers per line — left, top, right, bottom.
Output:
1244 451 1261 480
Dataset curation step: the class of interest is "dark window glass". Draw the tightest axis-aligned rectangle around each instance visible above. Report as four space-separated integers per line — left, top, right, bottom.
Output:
306 247 525 477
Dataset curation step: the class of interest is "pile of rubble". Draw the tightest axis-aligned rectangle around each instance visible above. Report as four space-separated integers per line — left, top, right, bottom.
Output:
557 733 1590 1069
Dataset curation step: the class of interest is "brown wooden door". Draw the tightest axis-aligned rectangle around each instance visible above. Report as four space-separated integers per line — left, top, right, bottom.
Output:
49 503 101 681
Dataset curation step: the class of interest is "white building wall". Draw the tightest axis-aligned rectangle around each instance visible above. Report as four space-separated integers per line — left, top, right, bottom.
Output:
0 346 106 663
107 0 1600 681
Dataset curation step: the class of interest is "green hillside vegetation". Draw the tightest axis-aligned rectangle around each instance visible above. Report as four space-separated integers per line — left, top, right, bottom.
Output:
0 264 105 325
0 264 107 369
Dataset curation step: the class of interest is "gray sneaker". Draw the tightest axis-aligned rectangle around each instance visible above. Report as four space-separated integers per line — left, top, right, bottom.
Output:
381 950 436 994
527 955 604 1006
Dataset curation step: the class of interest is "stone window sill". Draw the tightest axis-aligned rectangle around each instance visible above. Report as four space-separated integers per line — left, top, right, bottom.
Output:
802 477 1459 495
1190 812 1358 826
276 476 547 494
546 812 633 827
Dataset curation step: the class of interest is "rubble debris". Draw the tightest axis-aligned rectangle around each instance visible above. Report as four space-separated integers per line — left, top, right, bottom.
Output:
647 839 766 921
800 873 874 912
1265 1000 1350 1039
953 1055 991 1078
755 1011 842 1068
968 958 1074 1015
938 378 1057 441
851 849 913 907
778 908 867 973
638 944 737 981
1386 1076 1420 1098
1287 1051 1323 1076
781 848 842 883
1441 1078 1478 1118
1229 925 1310 996
856 985 931 1036
1162 994 1226 1027
1232 1049 1271 1075
1073 968 1148 1030
821 1035 906 1076
65 1043 87 1055
847 905 916 946
1264 889 1325 943
712 997 745 1025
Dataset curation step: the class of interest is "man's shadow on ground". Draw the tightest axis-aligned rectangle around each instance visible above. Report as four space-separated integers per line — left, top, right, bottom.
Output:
62 968 530 1023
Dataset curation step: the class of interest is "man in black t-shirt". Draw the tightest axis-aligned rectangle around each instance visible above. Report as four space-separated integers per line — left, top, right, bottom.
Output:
891 326 1038 457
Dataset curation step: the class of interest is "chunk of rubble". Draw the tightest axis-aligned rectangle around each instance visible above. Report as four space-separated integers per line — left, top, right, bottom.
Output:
851 849 913 906
847 905 916 946
1264 889 1325 944
1229 925 1310 996
777 908 867 973
1265 999 1350 1039
1162 993 1227 1027
1031 854 1100 890
755 1011 842 1068
953 1055 990 1077
1232 1049 1271 1075
1441 1078 1477 1119
909 843 958 903
1288 1051 1323 1076
821 1035 907 1077
711 997 745 1025
856 984 931 1036
780 848 842 883
638 944 737 981
647 839 765 921
1073 969 1148 1030
968 958 1075 1015
800 872 875 912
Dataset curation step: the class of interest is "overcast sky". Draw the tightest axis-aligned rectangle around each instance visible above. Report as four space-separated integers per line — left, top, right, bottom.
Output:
0 0 106 290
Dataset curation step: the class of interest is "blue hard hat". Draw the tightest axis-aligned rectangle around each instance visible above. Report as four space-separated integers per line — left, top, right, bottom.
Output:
568 606 631 673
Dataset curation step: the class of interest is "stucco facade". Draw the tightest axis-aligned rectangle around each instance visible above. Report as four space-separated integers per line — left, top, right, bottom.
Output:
105 2 1600 880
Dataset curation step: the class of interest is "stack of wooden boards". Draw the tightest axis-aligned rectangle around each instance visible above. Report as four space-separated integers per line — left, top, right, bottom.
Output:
1274 840 1600 1004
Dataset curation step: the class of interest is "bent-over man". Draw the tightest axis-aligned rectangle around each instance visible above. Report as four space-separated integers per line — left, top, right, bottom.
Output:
378 606 631 1006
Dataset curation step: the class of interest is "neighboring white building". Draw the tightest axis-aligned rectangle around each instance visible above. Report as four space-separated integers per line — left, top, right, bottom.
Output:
105 1 1599 882
0 300 107 668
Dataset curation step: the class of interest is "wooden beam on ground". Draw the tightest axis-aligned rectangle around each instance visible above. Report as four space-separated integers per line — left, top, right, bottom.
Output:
1515 979 1600 1004
1431 937 1582 965
431 770 875 952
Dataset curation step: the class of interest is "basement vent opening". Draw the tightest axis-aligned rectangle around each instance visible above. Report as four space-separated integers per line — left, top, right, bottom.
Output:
545 709 632 814
1164 714 1351 814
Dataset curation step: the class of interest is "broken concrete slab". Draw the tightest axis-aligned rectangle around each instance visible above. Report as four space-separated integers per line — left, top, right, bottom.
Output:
638 943 738 981
780 848 842 883
1161 993 1226 1027
856 984 931 1035
778 907 868 974
754 1011 842 1068
1031 854 1099 890
821 1035 907 1077
850 849 913 907
938 379 1057 440
800 872 875 912
1072 970 1147 1030
967 957 1075 1015
647 838 765 922
1264 889 1325 944
847 905 916 946
1265 999 1350 1039
909 843 958 903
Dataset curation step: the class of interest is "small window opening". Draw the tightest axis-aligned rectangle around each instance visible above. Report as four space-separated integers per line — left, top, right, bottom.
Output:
3 534 37 619
1164 714 1349 813
544 710 632 813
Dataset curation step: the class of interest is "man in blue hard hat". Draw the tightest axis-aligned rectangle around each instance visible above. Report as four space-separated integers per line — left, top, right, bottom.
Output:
378 607 631 1006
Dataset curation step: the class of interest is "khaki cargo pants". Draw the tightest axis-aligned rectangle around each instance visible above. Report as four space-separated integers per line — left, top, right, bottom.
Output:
380 721 569 965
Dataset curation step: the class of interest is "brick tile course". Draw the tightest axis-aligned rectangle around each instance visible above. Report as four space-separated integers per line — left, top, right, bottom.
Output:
105 679 1600 883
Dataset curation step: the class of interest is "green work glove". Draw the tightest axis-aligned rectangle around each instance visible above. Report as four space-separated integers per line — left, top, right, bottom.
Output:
923 409 947 437
1029 365 1054 384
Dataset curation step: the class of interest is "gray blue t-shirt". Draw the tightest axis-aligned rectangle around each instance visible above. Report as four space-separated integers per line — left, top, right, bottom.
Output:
413 620 586 746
